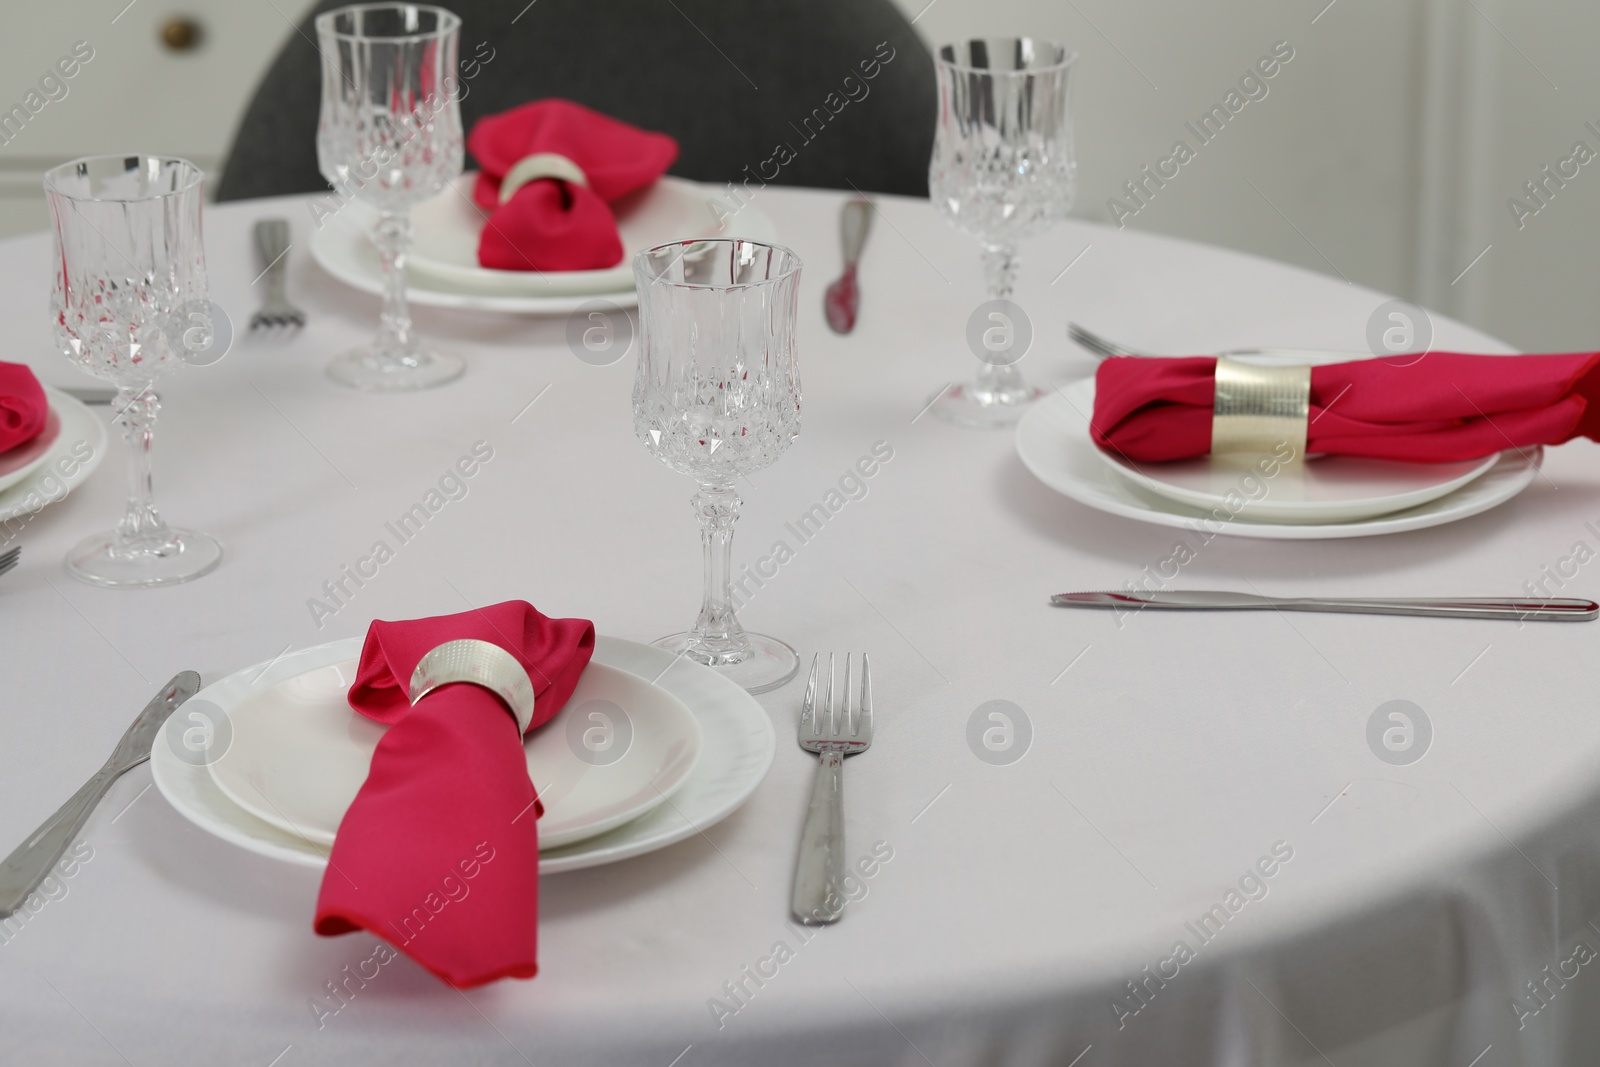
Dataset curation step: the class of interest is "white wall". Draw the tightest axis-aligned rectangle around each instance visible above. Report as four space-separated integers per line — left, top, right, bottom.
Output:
895 0 1600 352
1431 0 1600 352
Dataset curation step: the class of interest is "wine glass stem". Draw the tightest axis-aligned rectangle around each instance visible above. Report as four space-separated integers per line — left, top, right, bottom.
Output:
689 485 752 665
979 242 1024 394
374 210 419 371
114 386 172 552
982 242 1019 300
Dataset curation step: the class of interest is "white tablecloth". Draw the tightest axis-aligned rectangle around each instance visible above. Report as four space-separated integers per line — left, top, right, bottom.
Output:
0 186 1596 1067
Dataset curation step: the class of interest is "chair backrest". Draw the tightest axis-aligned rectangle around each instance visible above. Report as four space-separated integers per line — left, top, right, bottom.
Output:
216 0 935 202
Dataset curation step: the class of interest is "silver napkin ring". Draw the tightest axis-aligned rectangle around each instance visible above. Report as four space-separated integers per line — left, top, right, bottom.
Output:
498 152 589 204
408 639 536 734
1211 356 1311 459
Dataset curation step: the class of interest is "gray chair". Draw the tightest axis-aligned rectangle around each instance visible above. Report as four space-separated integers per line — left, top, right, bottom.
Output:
216 0 936 202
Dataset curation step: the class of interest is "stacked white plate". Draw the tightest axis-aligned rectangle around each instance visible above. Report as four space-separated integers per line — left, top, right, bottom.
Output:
0 386 107 524
310 173 780 314
151 636 776 873
1016 352 1540 540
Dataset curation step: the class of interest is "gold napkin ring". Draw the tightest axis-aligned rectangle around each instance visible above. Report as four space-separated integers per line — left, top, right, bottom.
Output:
498 152 589 204
1211 356 1311 459
408 639 536 734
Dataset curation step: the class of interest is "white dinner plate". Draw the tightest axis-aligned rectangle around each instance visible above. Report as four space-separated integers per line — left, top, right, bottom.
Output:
311 220 629 315
0 387 107 523
1083 370 1499 523
207 655 701 850
0 408 61 494
1016 383 1541 540
310 177 779 315
151 636 777 873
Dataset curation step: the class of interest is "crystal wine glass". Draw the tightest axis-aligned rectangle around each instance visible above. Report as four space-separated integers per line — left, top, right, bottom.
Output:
44 154 223 588
316 3 465 391
928 38 1077 427
633 239 803 694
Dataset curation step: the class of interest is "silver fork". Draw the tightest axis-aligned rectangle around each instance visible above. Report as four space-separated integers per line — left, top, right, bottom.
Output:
793 652 873 925
1068 321 1143 359
0 545 20 579
249 219 305 333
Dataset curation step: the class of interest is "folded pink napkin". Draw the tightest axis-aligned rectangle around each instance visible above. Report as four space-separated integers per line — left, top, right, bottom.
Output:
468 99 679 272
0 362 47 454
313 601 595 988
1091 352 1600 462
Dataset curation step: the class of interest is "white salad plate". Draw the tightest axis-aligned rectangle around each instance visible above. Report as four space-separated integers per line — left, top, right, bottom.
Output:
1016 380 1540 541
151 636 777 873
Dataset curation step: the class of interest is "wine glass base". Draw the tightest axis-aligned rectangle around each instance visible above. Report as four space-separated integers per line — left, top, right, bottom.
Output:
652 632 800 695
932 381 1047 428
66 528 223 589
327 346 464 392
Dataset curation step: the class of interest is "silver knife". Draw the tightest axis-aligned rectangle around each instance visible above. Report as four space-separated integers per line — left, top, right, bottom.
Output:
0 672 201 917
1051 591 1598 622
59 386 116 405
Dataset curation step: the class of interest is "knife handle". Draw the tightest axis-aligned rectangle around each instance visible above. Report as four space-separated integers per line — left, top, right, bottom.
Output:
840 199 873 267
1276 597 1598 621
0 764 116 918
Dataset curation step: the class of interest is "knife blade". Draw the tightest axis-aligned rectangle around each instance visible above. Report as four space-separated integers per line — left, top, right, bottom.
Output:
1051 591 1598 621
0 672 201 917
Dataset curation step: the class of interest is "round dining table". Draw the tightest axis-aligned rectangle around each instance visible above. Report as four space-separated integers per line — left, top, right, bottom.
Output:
0 183 1595 1067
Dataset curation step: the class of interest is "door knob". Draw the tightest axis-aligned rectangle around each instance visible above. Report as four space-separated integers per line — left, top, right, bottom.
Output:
160 16 203 52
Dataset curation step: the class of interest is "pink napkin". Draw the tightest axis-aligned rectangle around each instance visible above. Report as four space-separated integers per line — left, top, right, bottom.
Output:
313 601 595 988
0 362 47 454
1091 352 1600 462
468 99 679 272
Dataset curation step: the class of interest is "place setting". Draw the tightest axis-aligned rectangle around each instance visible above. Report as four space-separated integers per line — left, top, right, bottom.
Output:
308 114 778 316
1014 337 1589 540
899 29 1568 544
0 599 783 986
904 36 1584 548
146 626 771 879
306 15 779 351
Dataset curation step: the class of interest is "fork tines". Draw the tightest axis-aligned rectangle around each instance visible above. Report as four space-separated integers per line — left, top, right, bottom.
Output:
249 305 307 333
1068 322 1135 359
0 545 21 578
246 310 305 331
800 652 873 746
